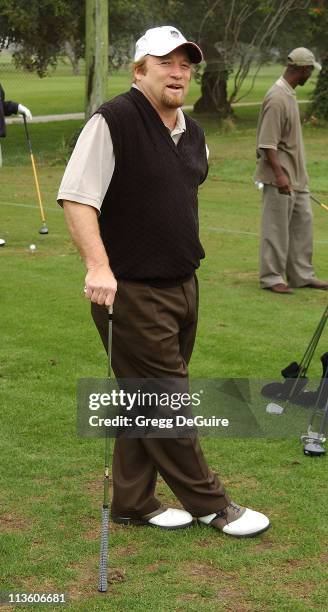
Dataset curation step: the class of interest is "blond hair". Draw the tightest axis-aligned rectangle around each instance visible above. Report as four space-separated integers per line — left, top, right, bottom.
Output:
131 54 195 83
132 57 148 83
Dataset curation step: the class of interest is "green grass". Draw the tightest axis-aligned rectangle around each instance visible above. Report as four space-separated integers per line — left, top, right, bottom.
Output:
0 53 316 116
0 71 328 611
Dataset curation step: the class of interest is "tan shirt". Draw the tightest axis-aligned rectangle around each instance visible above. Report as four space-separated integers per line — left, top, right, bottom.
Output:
254 77 309 192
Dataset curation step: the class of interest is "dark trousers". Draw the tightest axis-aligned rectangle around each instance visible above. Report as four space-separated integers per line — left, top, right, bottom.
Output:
91 276 229 517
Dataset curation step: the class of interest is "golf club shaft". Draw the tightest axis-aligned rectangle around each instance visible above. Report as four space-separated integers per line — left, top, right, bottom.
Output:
299 306 328 374
98 304 113 592
286 307 328 401
310 193 328 213
302 317 326 371
313 360 328 420
23 116 47 224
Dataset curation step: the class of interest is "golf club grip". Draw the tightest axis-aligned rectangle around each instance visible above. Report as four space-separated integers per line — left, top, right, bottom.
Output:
23 115 32 153
98 506 109 592
310 193 328 212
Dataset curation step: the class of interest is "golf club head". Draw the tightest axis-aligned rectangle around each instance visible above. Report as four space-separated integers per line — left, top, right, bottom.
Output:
39 226 49 235
303 442 326 457
266 402 284 415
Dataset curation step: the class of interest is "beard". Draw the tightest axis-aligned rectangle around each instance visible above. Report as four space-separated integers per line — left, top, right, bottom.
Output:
161 90 185 108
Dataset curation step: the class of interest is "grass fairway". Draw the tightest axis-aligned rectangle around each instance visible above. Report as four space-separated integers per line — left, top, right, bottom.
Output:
1 105 328 610
0 54 316 115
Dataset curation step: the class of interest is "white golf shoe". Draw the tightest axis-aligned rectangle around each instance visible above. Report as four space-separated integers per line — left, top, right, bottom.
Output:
149 508 193 528
198 501 270 537
112 507 194 529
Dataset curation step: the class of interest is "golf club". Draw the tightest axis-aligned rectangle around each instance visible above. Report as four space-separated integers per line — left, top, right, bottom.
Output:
301 391 328 457
293 305 328 383
264 305 328 414
98 304 113 593
23 115 49 235
310 193 328 213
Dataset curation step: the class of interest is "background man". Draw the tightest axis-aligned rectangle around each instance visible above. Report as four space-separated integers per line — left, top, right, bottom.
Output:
0 82 32 162
0 53 32 244
58 26 269 537
255 47 327 295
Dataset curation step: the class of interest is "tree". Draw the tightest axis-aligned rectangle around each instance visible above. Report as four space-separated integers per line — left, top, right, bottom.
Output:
165 0 311 117
0 0 315 119
278 0 328 121
0 0 166 75
307 1 328 120
107 0 169 68
0 0 84 76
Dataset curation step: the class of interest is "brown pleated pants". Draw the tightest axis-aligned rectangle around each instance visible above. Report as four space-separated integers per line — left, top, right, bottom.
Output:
91 276 229 518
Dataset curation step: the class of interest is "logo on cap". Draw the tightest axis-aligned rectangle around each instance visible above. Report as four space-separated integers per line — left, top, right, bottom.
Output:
170 30 180 38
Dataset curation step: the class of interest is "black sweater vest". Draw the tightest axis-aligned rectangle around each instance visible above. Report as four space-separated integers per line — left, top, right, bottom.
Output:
97 88 208 283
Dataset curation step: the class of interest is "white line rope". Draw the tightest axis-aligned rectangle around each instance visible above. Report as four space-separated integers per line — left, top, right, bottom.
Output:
1 201 60 212
204 226 328 244
1 204 327 243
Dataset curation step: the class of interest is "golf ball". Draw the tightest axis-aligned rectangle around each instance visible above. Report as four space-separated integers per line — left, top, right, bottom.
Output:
0 238 6 247
29 244 36 252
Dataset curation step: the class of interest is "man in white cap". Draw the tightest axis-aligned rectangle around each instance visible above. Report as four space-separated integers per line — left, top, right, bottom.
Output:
58 26 270 536
255 47 327 294
0 50 32 165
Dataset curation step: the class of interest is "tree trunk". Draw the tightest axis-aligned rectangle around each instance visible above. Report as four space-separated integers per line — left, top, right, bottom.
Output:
85 0 108 118
194 65 233 117
64 40 81 75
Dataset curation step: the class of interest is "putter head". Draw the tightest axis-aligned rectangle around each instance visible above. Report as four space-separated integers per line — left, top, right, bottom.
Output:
39 226 49 235
266 402 284 415
303 442 326 457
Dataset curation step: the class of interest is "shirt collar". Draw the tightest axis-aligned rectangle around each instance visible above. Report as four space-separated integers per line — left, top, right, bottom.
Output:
276 76 296 97
171 108 186 135
132 83 186 134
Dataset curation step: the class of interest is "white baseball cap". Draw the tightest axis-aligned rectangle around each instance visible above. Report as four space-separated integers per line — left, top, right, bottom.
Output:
287 47 321 71
134 26 203 64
